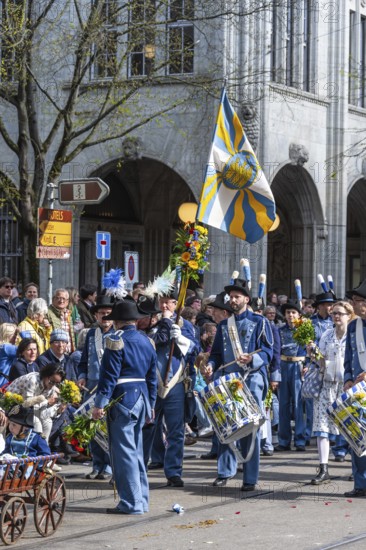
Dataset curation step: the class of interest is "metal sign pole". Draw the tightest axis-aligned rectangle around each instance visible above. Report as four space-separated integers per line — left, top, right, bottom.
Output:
47 183 56 305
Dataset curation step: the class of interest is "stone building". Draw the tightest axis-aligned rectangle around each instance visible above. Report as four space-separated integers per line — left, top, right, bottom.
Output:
1 0 366 299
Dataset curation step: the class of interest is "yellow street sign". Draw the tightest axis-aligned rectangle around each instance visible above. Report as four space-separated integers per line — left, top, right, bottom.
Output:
39 220 72 236
39 233 72 247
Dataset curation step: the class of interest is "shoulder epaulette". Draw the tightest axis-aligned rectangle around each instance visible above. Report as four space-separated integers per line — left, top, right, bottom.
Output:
106 334 124 351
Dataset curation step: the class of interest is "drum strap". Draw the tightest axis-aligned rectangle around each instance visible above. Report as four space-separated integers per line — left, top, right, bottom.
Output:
227 316 244 360
156 362 184 399
356 318 366 372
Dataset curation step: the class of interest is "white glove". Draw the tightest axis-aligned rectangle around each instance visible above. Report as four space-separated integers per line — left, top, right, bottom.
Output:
170 324 182 340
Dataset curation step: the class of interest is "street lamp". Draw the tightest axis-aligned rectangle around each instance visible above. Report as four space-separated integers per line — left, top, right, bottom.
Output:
269 213 280 232
178 202 198 223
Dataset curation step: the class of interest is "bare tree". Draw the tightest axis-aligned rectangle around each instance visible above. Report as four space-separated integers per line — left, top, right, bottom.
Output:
0 0 275 283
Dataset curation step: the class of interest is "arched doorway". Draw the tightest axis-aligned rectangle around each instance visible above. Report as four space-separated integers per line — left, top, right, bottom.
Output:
346 178 366 289
267 163 324 298
79 157 194 285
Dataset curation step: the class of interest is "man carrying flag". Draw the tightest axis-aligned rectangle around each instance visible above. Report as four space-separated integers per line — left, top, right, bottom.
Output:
196 88 275 244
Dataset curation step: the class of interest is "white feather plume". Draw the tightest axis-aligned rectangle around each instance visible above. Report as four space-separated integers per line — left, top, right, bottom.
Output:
143 266 176 299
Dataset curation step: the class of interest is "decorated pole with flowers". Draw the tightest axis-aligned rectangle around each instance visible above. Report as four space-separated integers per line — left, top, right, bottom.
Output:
163 222 210 385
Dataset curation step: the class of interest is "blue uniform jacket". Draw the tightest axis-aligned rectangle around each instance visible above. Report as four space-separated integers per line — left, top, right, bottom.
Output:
77 325 115 382
310 313 333 345
95 325 158 413
151 317 197 385
279 323 306 359
344 318 366 384
208 310 273 381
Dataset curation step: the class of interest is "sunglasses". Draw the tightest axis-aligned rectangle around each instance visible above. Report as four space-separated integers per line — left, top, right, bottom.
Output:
3 285 13 289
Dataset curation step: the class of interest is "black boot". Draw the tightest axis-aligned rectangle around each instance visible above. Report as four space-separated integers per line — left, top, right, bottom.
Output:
311 464 330 485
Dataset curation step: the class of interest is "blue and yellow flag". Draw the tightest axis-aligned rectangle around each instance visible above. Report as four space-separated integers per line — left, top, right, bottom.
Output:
196 89 276 243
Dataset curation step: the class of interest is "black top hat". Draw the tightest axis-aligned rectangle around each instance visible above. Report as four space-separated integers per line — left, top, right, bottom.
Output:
103 295 148 321
280 300 302 315
211 291 234 313
90 294 115 314
312 292 337 308
7 405 34 428
224 278 251 298
346 279 366 300
136 294 162 315
251 297 265 312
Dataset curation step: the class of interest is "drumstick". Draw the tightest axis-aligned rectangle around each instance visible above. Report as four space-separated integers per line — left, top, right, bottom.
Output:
82 384 98 394
218 349 262 370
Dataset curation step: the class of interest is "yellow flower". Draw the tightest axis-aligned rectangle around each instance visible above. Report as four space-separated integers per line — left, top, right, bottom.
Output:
188 260 199 269
192 241 200 251
195 252 202 259
181 252 191 262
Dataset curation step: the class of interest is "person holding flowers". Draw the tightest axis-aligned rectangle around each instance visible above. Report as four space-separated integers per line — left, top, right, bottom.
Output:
275 300 307 452
309 301 353 485
91 297 157 515
6 363 66 441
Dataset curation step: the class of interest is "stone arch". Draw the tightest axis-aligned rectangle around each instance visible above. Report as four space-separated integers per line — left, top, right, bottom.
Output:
346 176 366 289
78 156 195 285
267 163 325 297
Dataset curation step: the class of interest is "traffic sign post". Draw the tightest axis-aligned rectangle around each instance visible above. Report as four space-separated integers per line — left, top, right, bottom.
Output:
58 178 110 205
96 232 111 260
96 232 111 293
36 208 72 258
124 251 139 290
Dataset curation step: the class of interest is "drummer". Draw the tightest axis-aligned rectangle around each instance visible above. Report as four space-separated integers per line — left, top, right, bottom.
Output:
343 280 366 498
205 278 273 491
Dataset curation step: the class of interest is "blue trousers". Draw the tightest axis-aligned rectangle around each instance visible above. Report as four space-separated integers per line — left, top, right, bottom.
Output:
278 362 305 447
90 439 112 475
217 371 265 485
143 382 185 479
351 450 366 489
331 434 349 458
108 395 148 514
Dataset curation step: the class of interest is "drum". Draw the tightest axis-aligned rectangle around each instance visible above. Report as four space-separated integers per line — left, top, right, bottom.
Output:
327 381 366 457
198 372 265 445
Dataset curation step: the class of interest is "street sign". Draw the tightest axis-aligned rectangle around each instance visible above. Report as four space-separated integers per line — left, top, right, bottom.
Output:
96 231 111 260
36 208 72 259
36 246 71 259
124 251 139 289
58 178 110 205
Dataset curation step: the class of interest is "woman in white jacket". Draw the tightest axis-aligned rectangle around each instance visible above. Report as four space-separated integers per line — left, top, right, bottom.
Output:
310 301 354 485
7 363 66 441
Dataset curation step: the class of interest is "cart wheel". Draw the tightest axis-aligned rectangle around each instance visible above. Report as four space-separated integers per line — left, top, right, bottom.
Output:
0 497 27 545
34 474 66 537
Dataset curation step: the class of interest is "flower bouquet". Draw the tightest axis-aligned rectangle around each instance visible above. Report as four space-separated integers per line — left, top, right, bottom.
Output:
170 222 210 309
63 394 124 452
292 317 323 360
0 390 24 412
59 380 82 405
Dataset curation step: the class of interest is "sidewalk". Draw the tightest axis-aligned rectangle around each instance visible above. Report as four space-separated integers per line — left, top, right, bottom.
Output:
12 440 366 550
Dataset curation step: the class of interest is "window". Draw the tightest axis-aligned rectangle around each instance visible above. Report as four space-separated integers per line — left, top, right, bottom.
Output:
349 11 366 108
128 0 156 77
271 0 316 92
91 0 118 79
167 0 194 75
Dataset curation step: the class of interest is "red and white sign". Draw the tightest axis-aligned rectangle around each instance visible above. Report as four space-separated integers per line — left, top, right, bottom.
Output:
124 251 139 289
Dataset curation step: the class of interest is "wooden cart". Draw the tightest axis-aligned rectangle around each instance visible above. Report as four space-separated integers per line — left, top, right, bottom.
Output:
0 454 66 545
